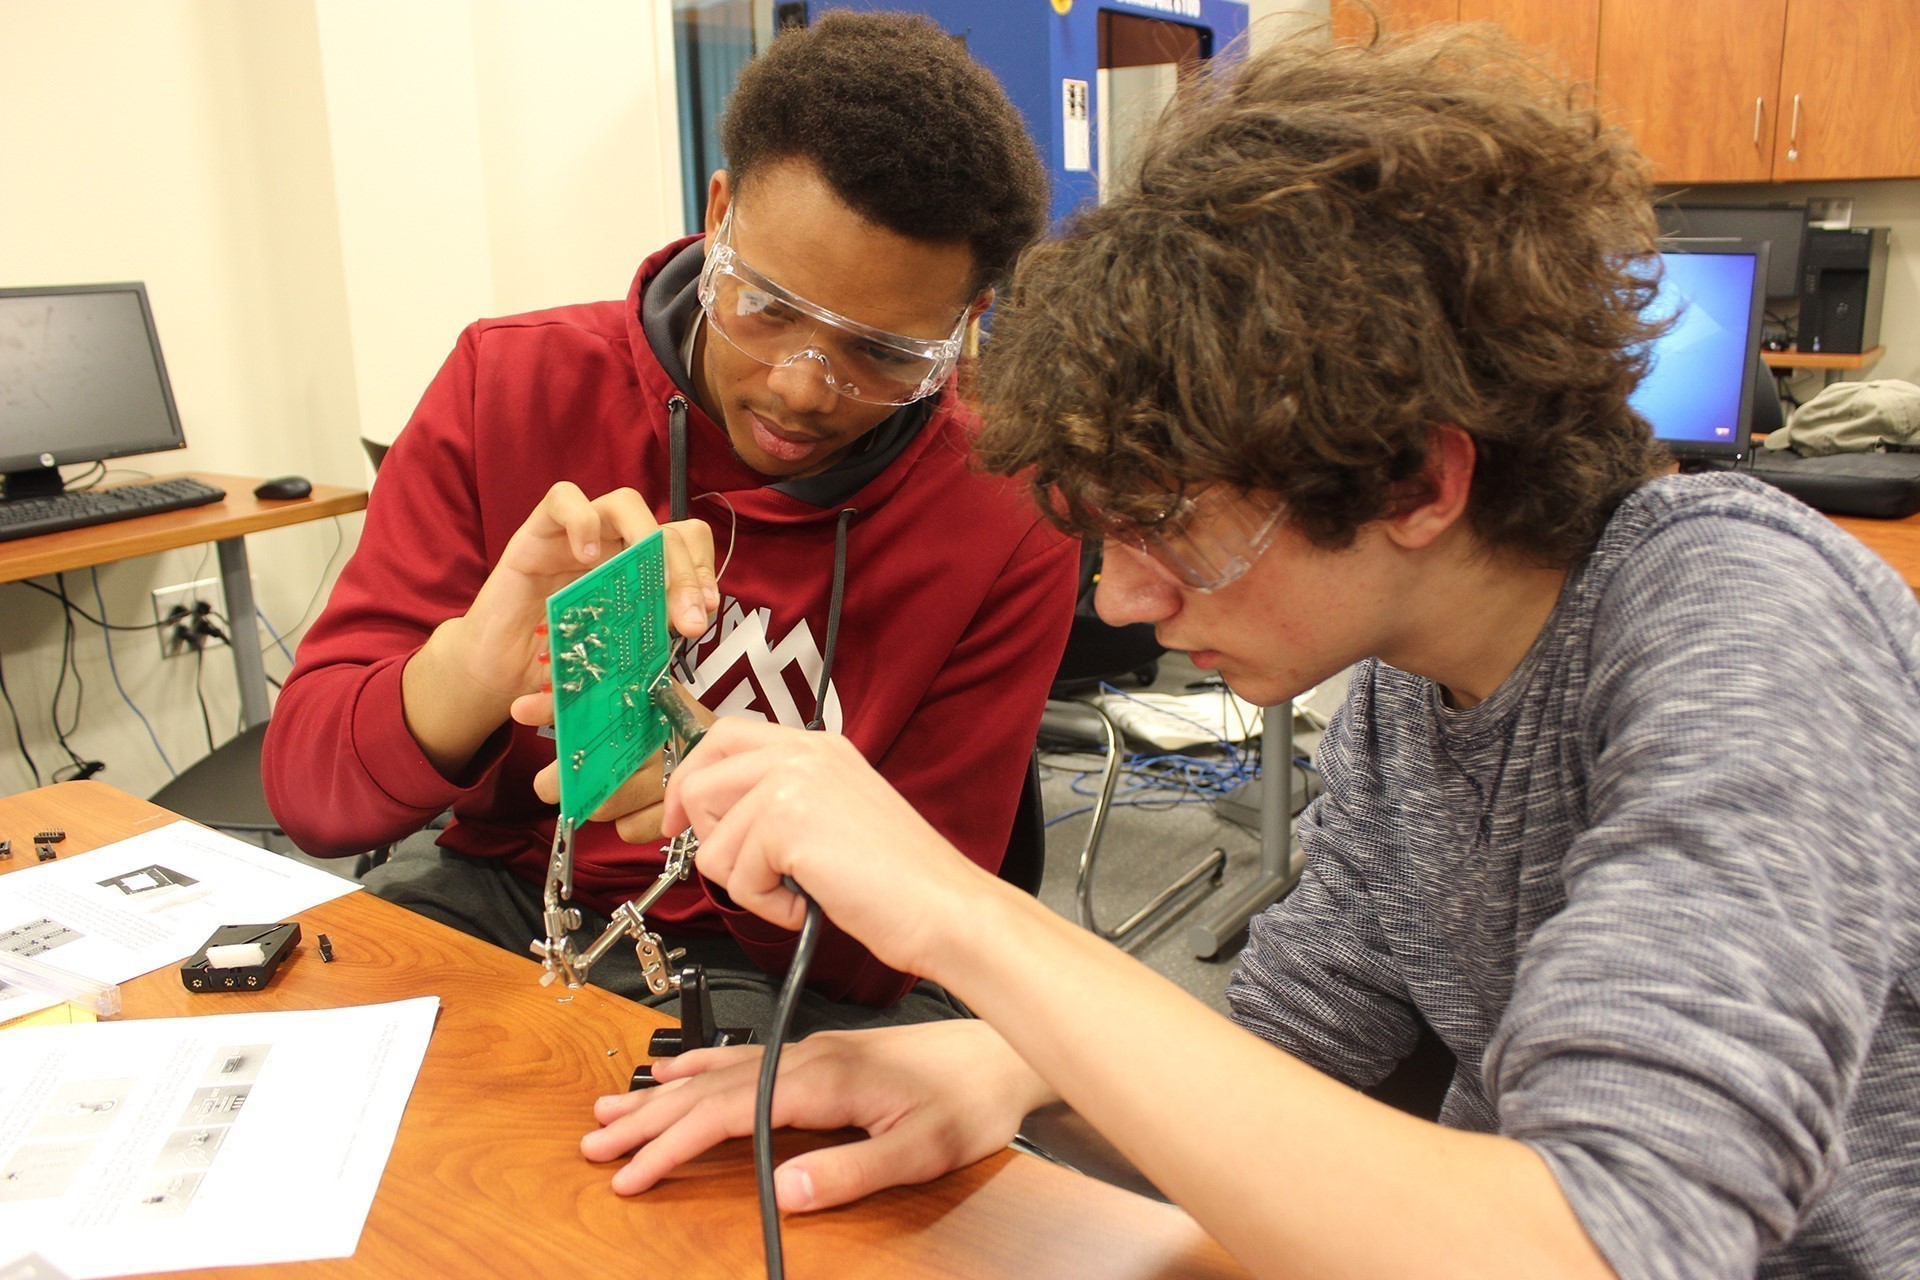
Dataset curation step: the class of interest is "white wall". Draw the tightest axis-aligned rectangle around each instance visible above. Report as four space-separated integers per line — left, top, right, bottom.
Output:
0 0 683 802
1246 0 1330 44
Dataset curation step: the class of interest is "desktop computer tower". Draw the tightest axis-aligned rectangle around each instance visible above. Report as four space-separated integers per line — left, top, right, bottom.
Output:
1798 226 1890 354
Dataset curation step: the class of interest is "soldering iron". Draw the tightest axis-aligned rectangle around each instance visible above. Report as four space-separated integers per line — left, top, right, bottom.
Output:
647 681 820 1280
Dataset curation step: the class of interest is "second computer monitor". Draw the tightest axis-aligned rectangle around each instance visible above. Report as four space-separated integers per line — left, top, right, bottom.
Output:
0 282 187 498
1629 240 1770 466
1655 203 1805 300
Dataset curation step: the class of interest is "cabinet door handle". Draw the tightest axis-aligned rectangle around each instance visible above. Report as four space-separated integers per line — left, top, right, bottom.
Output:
1787 93 1801 161
1753 96 1764 146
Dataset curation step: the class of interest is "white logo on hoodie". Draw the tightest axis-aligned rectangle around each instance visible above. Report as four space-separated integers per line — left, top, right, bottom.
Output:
679 597 842 732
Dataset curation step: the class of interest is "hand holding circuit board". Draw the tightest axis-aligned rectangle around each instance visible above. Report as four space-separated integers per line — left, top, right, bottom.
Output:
531 531 718 990
403 482 717 789
495 483 719 727
479 483 717 842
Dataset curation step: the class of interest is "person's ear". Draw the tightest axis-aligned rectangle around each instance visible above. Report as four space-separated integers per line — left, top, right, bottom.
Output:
1383 424 1474 551
703 171 733 240
966 288 996 323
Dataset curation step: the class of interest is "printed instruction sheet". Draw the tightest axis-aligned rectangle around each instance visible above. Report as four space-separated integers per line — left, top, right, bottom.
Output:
0 821 358 1022
0 997 438 1278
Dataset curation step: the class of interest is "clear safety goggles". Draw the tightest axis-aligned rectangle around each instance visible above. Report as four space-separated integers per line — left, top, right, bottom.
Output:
698 208 967 406
1101 487 1286 593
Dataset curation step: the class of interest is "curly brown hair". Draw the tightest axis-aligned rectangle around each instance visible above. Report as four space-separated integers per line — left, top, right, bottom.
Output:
721 11 1047 296
973 26 1669 564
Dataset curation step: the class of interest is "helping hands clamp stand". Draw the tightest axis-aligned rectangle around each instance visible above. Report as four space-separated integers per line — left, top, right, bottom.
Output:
531 684 755 1069
533 824 695 995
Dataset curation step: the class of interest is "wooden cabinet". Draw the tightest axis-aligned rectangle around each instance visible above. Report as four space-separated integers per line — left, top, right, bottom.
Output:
1596 0 1786 183
1334 0 1920 183
1597 0 1920 183
1773 0 1920 180
1330 0 1459 47
1331 1 1600 87
1458 0 1598 82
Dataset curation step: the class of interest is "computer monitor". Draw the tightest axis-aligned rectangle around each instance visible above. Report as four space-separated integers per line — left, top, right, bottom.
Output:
0 282 187 500
1629 240 1770 466
1654 203 1806 300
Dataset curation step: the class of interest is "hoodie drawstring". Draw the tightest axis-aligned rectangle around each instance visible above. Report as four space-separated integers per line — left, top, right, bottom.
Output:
668 395 689 523
808 507 855 731
666 392 850 733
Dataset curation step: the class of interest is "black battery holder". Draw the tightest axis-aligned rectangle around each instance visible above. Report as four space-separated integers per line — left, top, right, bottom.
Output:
181 922 302 992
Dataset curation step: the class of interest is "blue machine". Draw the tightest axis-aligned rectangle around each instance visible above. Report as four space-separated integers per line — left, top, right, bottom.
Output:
674 1 1251 231
835 0 1250 225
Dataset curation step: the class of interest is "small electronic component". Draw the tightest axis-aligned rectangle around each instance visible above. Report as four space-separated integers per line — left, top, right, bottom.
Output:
317 933 334 963
181 923 301 992
35 843 57 862
34 829 65 844
0 839 10 860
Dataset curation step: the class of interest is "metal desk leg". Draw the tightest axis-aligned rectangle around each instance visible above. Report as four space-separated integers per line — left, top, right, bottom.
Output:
1188 702 1301 959
217 536 271 728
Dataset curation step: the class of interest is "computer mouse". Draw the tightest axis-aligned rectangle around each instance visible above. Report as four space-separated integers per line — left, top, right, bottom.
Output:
252 475 313 501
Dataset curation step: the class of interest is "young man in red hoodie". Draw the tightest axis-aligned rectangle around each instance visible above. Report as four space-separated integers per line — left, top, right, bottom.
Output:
262 13 1076 1033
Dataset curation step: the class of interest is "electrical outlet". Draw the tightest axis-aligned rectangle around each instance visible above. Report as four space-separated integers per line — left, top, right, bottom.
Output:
150 579 227 659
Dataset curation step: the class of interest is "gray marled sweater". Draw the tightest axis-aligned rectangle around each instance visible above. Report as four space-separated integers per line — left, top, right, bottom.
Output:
1228 474 1920 1279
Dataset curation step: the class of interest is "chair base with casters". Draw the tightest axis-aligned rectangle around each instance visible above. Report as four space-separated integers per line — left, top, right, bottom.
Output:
1039 698 1227 948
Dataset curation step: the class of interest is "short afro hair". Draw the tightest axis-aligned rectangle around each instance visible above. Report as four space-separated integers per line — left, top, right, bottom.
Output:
721 10 1048 296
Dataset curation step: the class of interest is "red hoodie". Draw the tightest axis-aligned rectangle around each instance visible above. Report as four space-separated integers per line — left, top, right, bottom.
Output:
263 239 1076 1006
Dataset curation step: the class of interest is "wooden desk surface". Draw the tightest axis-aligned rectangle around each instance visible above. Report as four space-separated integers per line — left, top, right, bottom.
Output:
0 784 1247 1280
0 473 368 584
1761 345 1885 373
1830 512 1920 592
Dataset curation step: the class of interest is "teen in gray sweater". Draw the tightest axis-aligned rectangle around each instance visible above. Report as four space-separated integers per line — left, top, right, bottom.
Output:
583 27 1919 1280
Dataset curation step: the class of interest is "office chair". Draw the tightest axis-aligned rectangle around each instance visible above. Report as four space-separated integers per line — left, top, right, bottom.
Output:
153 442 394 862
1753 355 1787 439
999 754 1048 897
149 722 283 847
1039 545 1227 947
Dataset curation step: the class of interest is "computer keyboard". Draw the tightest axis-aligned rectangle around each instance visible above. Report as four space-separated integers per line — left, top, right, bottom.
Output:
0 477 227 543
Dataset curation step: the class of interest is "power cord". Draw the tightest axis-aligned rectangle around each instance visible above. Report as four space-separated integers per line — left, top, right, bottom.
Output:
1041 680 1274 826
756 888 820 1280
653 687 816 1280
0 646 44 788
49 575 105 782
192 602 230 647
191 644 217 755
88 568 176 777
255 606 298 666
17 577 156 629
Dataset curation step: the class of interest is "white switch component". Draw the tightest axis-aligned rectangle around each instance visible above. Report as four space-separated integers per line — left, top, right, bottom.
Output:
205 943 267 969
1063 78 1091 172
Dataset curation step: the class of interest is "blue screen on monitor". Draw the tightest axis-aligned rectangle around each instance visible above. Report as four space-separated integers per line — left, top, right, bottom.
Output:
1628 249 1762 457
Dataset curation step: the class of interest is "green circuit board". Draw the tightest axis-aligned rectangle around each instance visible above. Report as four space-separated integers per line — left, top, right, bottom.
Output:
546 531 674 825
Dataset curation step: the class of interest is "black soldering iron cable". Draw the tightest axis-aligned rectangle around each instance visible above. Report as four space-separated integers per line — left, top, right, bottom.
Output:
647 678 817 1279
757 889 821 1280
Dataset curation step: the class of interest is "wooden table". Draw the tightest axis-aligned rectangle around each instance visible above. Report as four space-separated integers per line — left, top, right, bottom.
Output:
1831 512 1920 592
1763 345 1884 388
0 783 1248 1280
0 473 369 727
